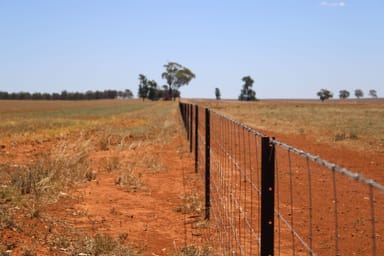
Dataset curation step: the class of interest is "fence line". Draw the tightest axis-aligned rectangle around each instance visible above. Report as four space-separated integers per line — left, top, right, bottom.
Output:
179 102 384 256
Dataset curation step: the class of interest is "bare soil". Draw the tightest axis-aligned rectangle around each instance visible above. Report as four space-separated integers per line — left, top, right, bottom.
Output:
1 100 383 255
0 103 210 255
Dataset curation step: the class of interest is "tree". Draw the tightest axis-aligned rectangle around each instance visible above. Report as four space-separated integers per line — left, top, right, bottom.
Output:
147 80 159 101
215 88 221 100
355 89 364 99
238 76 257 101
161 62 195 100
138 74 149 101
317 89 333 101
339 90 350 99
369 89 378 98
124 89 133 99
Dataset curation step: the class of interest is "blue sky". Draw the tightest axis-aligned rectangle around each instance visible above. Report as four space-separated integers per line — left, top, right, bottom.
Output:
0 0 383 99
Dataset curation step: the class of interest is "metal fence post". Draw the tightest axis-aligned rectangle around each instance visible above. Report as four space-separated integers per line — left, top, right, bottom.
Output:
189 104 193 152
205 108 211 220
261 136 275 256
182 103 186 128
195 105 199 172
186 104 190 139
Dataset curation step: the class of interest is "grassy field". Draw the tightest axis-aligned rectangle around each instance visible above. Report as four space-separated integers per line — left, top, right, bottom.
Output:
0 100 211 255
0 100 155 141
1 98 383 255
189 99 384 255
202 99 384 153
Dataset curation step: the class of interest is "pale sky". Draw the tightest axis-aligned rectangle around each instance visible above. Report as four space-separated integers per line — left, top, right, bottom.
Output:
0 1 383 99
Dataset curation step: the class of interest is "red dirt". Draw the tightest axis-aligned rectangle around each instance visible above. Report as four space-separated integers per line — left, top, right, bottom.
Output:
1 103 383 255
0 130 209 255
257 128 384 184
70 139 205 255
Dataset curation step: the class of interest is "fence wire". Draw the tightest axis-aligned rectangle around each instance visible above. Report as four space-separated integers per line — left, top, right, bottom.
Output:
179 102 384 256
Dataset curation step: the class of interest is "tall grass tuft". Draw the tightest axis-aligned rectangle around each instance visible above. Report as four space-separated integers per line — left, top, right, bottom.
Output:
11 137 92 203
172 245 215 256
61 233 141 256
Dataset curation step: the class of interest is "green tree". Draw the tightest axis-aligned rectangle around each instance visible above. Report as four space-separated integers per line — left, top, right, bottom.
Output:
238 76 257 101
354 89 364 99
161 62 195 100
215 88 221 100
339 90 350 99
147 80 159 101
138 74 149 101
317 89 333 101
369 89 378 98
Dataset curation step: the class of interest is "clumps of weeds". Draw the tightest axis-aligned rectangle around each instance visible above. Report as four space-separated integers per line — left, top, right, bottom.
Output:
176 193 203 214
97 132 114 151
0 206 15 230
114 169 146 192
172 245 215 256
59 233 140 256
349 132 359 140
334 131 359 141
0 169 23 229
103 154 121 173
97 131 133 151
10 138 92 204
20 249 36 256
139 154 164 174
192 219 210 229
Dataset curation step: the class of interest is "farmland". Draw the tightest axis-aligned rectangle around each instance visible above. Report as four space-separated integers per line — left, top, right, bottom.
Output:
185 99 384 255
0 98 383 255
203 99 384 182
0 100 209 255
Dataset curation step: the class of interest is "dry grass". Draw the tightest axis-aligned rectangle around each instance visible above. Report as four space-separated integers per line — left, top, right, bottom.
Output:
0 99 153 142
10 137 92 203
176 193 204 214
0 100 187 255
50 233 141 256
204 99 384 152
171 245 215 256
0 100 183 255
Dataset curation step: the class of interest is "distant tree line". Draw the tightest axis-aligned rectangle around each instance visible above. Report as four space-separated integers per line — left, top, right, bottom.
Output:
317 88 378 101
0 89 134 100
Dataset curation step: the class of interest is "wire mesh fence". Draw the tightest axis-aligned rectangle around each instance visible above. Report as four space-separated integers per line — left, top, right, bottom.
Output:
179 102 384 256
